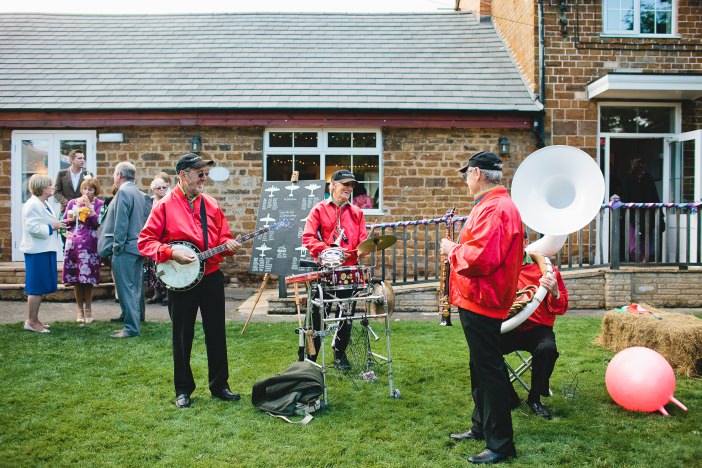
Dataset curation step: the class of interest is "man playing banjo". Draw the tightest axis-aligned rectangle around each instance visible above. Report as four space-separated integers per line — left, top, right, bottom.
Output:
138 153 242 409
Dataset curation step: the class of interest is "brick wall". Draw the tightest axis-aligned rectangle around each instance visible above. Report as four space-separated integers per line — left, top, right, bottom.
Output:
1 125 535 284
562 267 702 310
492 0 538 93
492 1 702 157
541 1 702 154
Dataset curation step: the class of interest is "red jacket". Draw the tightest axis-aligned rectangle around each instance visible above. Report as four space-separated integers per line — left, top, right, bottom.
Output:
516 262 568 329
448 186 523 319
138 186 234 275
302 199 368 266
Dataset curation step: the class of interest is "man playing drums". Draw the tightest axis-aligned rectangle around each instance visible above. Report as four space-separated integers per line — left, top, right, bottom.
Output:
301 169 369 370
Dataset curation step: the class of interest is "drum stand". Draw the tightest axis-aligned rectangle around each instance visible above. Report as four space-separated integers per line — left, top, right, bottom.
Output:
302 280 400 405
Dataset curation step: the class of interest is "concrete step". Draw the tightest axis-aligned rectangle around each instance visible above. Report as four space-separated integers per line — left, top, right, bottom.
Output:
0 282 116 301
0 261 116 301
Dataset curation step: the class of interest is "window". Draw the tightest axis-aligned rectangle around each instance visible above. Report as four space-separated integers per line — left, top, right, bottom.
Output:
603 0 674 36
600 105 675 133
264 129 382 212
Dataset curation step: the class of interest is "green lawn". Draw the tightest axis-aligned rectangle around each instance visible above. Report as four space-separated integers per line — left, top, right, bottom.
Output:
1 316 700 466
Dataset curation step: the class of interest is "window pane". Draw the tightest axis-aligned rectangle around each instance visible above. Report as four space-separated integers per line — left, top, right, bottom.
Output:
600 106 674 133
266 154 293 181
21 139 50 202
353 132 376 148
269 132 293 147
326 155 351 177
351 155 379 209
656 11 671 34
294 132 317 147
294 154 320 180
352 183 377 209
59 139 87 170
605 0 634 31
328 132 352 148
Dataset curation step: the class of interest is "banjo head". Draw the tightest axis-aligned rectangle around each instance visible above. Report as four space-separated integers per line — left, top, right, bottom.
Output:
156 242 205 290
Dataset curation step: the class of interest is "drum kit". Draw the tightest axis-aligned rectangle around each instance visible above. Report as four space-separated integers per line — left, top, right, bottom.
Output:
285 234 401 402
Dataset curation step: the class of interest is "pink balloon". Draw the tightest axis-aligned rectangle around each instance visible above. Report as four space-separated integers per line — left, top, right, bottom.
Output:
605 346 687 416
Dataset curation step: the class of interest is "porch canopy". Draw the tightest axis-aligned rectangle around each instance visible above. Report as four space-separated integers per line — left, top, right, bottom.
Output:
587 72 702 101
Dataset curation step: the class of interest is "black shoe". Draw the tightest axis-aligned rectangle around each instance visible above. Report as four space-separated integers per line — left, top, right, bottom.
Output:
449 429 484 441
110 316 124 323
212 388 241 402
175 394 191 409
527 400 552 420
333 356 351 371
468 449 511 464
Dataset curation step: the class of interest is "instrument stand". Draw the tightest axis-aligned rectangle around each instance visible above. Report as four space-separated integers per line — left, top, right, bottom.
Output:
302 281 400 404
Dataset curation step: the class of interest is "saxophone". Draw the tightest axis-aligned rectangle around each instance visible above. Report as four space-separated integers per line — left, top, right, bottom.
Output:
438 207 456 326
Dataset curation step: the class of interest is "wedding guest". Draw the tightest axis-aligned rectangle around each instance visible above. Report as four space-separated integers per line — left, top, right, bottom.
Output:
20 174 66 333
63 178 104 323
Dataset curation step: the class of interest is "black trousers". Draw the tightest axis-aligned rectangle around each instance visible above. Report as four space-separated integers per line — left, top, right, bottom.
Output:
501 325 559 402
459 307 516 456
168 270 229 396
298 286 355 362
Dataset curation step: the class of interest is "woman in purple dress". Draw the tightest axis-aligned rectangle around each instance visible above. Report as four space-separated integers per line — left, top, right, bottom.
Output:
63 178 104 323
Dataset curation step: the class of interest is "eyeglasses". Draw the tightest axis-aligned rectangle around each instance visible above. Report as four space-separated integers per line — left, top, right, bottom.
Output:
340 181 355 187
462 168 477 181
192 171 209 179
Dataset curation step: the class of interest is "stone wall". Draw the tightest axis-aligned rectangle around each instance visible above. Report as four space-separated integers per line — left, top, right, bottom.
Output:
0 125 535 283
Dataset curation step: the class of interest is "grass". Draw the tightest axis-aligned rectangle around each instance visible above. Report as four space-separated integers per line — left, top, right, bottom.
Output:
1 316 700 467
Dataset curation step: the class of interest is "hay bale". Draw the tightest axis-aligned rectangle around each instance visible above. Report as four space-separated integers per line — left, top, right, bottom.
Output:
596 304 702 377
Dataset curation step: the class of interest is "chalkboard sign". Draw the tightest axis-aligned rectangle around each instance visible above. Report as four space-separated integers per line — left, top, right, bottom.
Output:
248 180 326 276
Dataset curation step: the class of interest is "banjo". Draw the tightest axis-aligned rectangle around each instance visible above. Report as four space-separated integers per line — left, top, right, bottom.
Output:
156 221 285 291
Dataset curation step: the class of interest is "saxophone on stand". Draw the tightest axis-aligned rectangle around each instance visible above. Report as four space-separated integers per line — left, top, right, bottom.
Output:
438 207 456 326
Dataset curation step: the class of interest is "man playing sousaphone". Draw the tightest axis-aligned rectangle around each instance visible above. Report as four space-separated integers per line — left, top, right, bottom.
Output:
502 233 568 420
300 169 369 370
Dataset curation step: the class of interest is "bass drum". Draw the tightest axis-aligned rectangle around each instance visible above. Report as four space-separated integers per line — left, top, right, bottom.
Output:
368 280 395 316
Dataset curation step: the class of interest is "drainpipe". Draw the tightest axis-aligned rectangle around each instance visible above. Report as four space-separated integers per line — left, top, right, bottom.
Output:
536 0 546 148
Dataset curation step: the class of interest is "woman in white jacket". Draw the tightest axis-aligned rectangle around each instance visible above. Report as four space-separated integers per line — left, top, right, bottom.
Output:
20 174 67 333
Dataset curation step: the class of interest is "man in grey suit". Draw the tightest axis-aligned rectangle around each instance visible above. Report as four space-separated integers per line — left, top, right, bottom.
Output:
99 161 149 338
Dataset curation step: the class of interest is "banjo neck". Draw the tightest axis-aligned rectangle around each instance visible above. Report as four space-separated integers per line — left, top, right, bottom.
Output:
197 226 270 261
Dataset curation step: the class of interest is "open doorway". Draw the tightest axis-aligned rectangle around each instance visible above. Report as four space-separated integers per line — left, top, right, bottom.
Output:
608 138 663 204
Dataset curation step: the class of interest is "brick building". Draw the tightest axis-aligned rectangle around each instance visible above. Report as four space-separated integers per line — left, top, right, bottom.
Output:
463 0 702 261
0 12 540 283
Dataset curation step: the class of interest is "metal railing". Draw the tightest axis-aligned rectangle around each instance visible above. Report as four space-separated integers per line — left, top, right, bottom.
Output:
366 199 702 285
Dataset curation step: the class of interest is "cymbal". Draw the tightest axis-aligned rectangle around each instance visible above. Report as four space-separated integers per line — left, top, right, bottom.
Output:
357 235 397 254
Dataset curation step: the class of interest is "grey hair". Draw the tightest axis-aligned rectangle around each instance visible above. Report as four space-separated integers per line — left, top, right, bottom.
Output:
481 168 503 185
115 161 136 182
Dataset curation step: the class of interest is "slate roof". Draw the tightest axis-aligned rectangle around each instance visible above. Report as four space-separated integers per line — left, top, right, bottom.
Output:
0 12 541 112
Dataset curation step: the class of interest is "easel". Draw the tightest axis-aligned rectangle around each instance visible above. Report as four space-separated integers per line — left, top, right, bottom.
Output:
240 171 300 335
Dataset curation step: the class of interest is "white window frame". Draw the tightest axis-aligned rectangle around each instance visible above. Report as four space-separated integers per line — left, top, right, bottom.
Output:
602 0 677 38
10 130 97 261
263 128 384 214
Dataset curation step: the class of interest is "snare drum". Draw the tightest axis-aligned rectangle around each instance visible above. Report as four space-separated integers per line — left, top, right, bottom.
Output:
285 271 323 285
319 247 345 268
324 266 370 290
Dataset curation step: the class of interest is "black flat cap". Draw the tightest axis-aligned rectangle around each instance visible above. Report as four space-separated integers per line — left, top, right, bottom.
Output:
457 151 503 172
331 169 356 182
176 153 214 173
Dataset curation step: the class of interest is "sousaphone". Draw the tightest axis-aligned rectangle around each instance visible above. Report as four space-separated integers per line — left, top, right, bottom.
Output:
503 145 605 333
